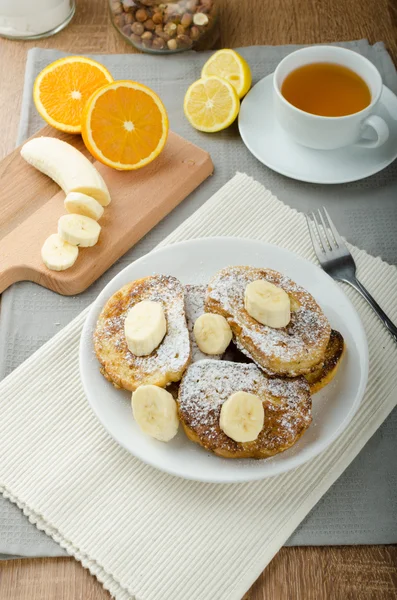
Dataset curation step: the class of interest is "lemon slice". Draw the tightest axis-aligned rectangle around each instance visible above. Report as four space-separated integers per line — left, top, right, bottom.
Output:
183 76 240 133
201 49 252 99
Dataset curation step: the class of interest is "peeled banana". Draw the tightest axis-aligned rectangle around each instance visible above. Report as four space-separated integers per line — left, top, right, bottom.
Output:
21 137 111 206
193 313 232 355
124 300 167 356
220 391 264 443
244 279 291 328
64 192 104 221
132 384 179 442
58 214 101 247
41 233 79 271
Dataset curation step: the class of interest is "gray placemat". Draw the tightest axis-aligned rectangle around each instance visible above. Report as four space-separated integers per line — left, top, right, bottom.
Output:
0 41 396 559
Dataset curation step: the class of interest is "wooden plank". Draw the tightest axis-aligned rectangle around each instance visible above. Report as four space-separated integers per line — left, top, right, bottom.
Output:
0 546 396 600
244 545 397 599
0 557 109 600
0 125 213 295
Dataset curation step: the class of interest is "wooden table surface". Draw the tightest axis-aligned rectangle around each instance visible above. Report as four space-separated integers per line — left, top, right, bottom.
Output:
0 0 396 598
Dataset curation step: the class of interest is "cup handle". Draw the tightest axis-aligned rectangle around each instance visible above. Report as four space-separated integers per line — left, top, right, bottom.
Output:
354 115 389 149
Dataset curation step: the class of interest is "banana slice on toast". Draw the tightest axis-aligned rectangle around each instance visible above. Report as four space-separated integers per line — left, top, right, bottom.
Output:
94 275 191 391
178 360 312 459
206 266 331 377
186 283 343 391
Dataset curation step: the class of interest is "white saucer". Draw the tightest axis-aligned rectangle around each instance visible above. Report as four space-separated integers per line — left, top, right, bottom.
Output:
80 237 368 483
238 74 397 184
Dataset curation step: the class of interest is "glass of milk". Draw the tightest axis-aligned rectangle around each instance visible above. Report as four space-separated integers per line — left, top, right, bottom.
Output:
0 0 75 39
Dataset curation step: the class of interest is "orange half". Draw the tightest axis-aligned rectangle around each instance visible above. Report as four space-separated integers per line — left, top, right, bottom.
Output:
81 81 169 171
34 56 113 133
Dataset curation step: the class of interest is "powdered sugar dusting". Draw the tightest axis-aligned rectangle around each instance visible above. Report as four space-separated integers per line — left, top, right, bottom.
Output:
94 275 191 388
185 285 222 363
178 360 311 455
206 266 331 376
185 284 250 365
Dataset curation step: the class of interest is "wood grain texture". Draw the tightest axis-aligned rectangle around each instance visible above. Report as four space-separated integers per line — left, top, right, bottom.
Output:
0 0 396 597
244 546 397 600
0 546 396 600
0 125 213 295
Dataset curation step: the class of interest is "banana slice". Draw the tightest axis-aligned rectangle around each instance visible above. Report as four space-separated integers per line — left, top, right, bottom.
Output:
41 233 79 271
21 137 111 206
58 214 101 247
132 384 179 442
193 313 232 355
64 192 104 221
244 280 291 328
124 300 167 356
220 391 264 443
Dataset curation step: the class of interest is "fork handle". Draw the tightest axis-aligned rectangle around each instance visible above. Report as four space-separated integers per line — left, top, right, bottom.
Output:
347 277 397 343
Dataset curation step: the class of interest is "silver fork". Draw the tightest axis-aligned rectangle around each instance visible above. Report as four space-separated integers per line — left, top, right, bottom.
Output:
306 208 397 343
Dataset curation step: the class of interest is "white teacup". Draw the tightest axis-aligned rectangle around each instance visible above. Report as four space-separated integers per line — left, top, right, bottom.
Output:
273 46 389 150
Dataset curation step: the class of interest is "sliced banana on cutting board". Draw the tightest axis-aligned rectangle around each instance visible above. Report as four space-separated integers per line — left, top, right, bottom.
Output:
58 214 101 247
21 137 112 272
132 384 179 442
245 279 291 328
21 137 111 206
64 192 104 221
193 313 232 355
220 391 264 443
124 300 167 357
41 233 79 272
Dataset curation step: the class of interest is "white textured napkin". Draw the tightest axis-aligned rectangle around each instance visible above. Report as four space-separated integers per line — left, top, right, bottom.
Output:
0 173 396 600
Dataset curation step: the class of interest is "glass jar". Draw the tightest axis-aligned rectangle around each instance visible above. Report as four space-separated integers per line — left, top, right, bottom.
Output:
0 0 75 40
109 0 219 54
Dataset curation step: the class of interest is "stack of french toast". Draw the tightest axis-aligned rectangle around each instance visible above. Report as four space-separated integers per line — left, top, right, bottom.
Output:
94 266 344 459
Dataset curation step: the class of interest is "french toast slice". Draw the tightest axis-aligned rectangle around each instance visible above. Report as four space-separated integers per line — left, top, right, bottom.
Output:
185 284 344 391
206 266 331 377
235 330 345 394
304 329 345 393
178 360 312 459
94 275 191 391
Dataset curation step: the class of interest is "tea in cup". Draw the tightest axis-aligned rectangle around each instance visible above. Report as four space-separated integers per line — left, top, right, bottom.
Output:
273 46 389 150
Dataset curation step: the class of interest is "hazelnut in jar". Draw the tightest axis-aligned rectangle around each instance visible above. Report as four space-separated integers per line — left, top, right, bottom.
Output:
109 0 219 54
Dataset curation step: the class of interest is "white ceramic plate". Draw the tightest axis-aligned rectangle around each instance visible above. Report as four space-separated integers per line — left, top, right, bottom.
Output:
238 74 397 184
80 237 368 483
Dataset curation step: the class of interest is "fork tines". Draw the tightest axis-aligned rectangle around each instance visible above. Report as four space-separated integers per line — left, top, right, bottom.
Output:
306 207 346 255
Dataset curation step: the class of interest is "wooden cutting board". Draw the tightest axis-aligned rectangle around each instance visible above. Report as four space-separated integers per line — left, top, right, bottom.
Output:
0 125 213 296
